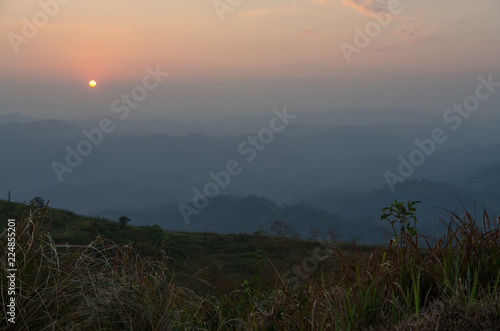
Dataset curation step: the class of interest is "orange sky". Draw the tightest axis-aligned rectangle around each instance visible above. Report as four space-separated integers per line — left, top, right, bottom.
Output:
1 0 499 119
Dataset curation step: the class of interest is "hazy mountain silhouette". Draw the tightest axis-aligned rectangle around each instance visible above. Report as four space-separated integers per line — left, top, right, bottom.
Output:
2 109 500 242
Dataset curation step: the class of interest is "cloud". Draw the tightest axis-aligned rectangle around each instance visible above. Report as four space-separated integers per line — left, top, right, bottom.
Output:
456 20 469 25
301 26 317 34
240 4 307 18
342 0 391 16
394 24 419 39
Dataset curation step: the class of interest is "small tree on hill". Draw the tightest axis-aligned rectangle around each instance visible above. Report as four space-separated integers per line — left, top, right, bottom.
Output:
269 219 298 239
31 196 45 207
119 216 131 228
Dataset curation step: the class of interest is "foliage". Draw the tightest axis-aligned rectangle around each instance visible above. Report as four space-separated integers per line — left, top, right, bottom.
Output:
30 196 45 207
381 199 420 246
268 219 299 238
119 215 131 227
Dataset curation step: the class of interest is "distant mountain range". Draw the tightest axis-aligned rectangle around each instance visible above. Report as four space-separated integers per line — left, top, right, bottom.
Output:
2 109 500 242
4 108 499 137
0 112 39 124
96 195 350 238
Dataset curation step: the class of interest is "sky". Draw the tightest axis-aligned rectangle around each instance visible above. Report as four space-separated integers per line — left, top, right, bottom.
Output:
0 0 499 120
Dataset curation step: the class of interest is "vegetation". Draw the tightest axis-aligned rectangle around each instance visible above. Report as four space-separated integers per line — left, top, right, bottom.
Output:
119 215 131 227
381 199 420 247
1 199 499 330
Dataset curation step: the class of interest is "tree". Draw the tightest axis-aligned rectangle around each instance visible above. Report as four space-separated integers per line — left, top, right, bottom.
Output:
119 216 131 227
31 196 45 207
269 219 298 239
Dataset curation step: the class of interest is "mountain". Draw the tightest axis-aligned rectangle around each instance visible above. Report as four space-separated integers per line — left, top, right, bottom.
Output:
294 108 440 127
95 195 368 240
0 120 83 141
2 111 500 243
294 179 500 236
5 120 500 212
0 112 38 124
449 163 500 193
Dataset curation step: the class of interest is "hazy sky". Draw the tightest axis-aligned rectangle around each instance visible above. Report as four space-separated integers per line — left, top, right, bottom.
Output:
1 0 499 120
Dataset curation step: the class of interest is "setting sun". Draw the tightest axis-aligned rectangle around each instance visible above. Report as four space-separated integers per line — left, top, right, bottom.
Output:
89 80 97 87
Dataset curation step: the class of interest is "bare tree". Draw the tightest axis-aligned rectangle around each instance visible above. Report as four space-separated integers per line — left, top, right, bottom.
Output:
269 220 298 239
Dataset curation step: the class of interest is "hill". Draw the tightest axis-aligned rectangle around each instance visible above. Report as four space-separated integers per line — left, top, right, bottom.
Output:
0 199 352 293
96 194 350 237
1 198 498 330
296 179 500 236
449 163 500 193
4 117 500 219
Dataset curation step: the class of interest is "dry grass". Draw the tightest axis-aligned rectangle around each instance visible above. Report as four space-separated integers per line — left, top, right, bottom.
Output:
1 204 499 330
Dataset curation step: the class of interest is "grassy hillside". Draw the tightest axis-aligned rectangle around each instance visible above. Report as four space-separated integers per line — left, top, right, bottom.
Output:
1 199 499 330
0 199 358 293
97 194 351 240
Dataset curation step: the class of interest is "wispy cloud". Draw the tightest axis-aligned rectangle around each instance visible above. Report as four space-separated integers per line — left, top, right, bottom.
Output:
342 0 391 16
240 4 307 18
394 24 419 39
456 20 469 25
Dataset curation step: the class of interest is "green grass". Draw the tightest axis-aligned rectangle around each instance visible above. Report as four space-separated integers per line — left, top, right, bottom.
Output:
1 200 499 330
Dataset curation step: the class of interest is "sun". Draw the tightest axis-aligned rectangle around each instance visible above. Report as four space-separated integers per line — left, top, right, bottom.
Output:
89 80 97 87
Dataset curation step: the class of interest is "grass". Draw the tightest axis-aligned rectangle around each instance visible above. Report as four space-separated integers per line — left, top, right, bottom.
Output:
1 200 499 330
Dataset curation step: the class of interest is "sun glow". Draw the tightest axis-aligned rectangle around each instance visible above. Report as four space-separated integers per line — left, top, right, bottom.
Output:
89 80 97 87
